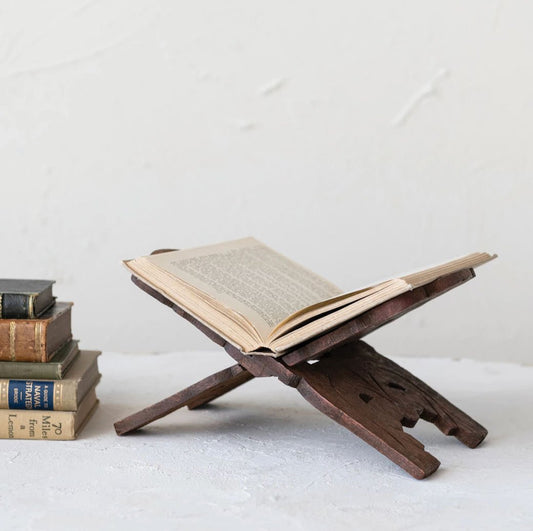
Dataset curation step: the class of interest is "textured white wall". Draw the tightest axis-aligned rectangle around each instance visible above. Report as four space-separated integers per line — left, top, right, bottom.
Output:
0 1 530 362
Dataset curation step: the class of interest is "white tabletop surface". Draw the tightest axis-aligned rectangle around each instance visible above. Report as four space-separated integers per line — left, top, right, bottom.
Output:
2 350 532 530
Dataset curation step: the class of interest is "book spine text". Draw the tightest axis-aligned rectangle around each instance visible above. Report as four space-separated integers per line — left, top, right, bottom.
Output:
0 380 75 410
0 409 75 440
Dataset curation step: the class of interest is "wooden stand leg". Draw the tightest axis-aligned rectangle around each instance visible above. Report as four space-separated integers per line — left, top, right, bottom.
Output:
290 340 487 479
114 336 487 479
114 364 253 435
120 269 488 478
187 369 254 410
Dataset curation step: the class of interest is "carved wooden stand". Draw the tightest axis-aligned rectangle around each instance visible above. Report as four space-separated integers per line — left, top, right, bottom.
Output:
115 267 487 479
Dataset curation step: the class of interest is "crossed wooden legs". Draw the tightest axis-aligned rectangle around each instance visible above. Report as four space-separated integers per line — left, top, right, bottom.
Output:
289 341 486 479
114 340 487 480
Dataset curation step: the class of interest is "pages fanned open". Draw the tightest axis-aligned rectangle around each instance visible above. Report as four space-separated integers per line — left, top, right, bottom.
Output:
124 238 495 356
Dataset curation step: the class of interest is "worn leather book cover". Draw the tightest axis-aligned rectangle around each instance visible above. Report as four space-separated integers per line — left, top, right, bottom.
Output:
0 279 55 319
0 302 73 362
0 350 100 410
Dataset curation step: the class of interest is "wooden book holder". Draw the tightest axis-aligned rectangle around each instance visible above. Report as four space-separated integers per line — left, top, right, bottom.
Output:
114 263 487 479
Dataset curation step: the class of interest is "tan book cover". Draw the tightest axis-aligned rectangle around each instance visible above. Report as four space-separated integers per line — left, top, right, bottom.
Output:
0 388 98 440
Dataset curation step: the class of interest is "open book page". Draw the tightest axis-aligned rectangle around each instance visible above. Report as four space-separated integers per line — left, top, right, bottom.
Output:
268 252 496 342
401 252 496 288
126 240 496 356
269 251 496 353
124 257 262 352
143 238 342 343
268 279 400 341
270 279 410 352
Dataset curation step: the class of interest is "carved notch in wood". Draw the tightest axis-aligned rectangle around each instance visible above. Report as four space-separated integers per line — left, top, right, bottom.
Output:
291 340 487 479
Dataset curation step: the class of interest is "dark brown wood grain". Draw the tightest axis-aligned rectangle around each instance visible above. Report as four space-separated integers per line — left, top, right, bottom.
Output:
223 343 301 387
291 339 487 478
114 261 488 480
114 364 253 435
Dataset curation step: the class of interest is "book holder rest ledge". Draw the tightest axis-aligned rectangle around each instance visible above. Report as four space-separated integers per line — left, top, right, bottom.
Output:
114 261 487 479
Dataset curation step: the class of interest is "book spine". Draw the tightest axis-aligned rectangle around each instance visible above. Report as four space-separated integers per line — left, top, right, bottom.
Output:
0 340 79 379
0 293 36 319
0 319 47 362
0 362 62 380
0 308 71 362
0 409 75 440
0 379 77 411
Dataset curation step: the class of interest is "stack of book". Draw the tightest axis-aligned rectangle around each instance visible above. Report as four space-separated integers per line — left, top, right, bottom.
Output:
0 280 100 440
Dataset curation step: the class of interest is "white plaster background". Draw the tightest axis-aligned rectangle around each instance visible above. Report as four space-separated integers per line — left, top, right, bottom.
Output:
0 1 530 362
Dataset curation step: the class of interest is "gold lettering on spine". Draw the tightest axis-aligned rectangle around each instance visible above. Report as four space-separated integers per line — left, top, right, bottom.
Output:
0 381 7 409
28 295 35 319
9 321 16 361
34 322 42 360
54 382 62 409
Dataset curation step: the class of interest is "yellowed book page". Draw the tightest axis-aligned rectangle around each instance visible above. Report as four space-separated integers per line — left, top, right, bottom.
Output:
268 253 495 341
401 252 496 288
268 279 399 341
270 279 409 353
125 258 261 352
144 238 342 342
270 252 496 354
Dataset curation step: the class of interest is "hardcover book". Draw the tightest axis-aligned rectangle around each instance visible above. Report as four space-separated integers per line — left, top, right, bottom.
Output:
0 340 80 379
0 279 55 319
124 238 496 356
0 302 72 362
0 388 98 440
0 350 101 411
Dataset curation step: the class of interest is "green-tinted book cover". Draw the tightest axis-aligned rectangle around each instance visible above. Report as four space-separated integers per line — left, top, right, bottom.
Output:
0 348 100 411
0 340 79 380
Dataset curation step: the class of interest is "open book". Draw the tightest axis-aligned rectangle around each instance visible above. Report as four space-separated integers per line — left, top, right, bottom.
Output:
125 238 495 356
